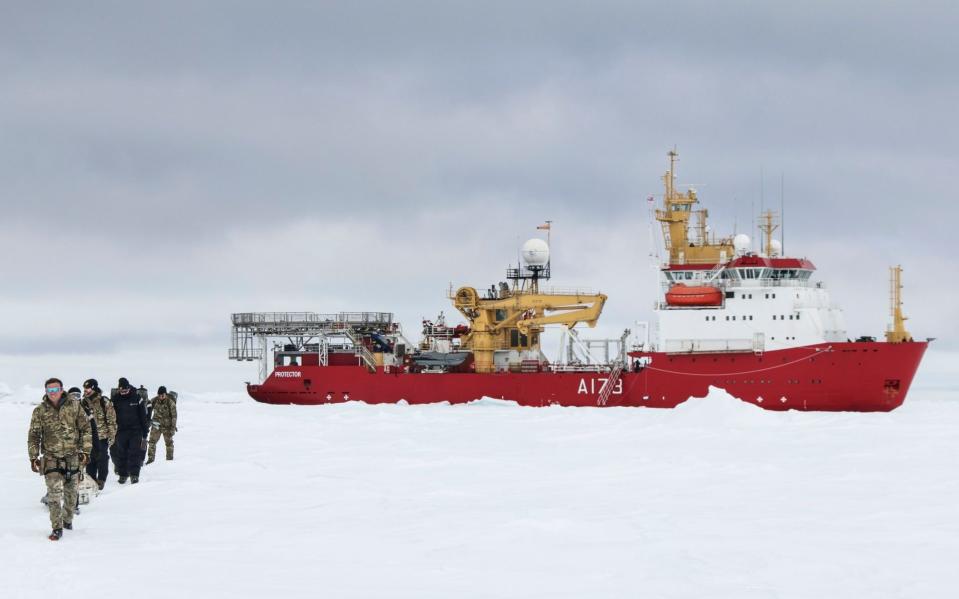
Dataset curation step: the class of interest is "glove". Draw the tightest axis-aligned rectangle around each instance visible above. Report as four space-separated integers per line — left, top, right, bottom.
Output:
109 437 116 447
140 438 147 451
30 458 41 473
79 453 89 466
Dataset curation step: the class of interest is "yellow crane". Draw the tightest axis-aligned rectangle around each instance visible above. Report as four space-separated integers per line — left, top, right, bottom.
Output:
452 285 607 373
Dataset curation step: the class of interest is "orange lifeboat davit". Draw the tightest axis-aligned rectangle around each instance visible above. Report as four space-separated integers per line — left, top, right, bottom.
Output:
665 283 723 307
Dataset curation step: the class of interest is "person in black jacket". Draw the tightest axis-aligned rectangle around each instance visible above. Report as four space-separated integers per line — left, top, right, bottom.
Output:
110 377 149 484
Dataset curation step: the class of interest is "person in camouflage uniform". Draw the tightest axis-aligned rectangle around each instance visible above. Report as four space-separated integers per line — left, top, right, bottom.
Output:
146 385 177 464
28 377 92 541
80 378 117 489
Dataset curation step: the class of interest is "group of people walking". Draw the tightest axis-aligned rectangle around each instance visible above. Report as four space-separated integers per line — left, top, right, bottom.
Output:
27 376 179 541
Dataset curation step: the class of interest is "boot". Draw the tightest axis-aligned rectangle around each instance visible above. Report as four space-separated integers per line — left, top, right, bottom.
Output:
166 455 173 461
49 528 63 541
131 475 139 484
118 476 128 484
63 521 73 530
96 480 105 491
146 455 155 465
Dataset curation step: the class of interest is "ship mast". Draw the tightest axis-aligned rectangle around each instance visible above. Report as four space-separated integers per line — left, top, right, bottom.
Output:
654 149 734 265
758 209 780 256
885 265 912 343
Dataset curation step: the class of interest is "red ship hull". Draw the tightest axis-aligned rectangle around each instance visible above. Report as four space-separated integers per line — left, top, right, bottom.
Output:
247 341 928 412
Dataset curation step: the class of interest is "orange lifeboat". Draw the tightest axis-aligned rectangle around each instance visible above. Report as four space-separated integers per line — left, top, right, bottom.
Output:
665 284 723 307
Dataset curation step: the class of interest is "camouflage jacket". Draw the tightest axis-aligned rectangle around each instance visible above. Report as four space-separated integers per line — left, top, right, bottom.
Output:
150 395 177 430
28 395 93 461
80 392 117 442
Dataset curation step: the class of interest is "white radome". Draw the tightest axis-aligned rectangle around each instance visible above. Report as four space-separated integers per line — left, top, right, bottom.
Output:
769 239 783 257
733 233 751 255
521 238 550 266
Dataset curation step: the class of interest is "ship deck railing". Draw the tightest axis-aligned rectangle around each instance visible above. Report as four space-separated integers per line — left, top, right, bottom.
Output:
231 311 395 331
663 337 763 354
660 279 824 290
540 286 598 296
548 364 615 373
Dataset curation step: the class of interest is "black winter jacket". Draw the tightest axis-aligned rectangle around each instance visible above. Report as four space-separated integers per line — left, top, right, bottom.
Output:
112 388 149 437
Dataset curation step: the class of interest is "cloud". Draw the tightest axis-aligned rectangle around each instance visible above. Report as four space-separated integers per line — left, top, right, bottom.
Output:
0 2 956 390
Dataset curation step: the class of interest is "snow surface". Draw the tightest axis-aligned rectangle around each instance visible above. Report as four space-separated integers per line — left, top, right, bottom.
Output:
2 386 957 599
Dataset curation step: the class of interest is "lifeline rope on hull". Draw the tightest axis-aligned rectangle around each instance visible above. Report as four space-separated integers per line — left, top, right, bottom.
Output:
641 346 831 377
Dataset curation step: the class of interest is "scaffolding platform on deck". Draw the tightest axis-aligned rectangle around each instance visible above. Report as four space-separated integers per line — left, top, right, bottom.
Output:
229 311 396 381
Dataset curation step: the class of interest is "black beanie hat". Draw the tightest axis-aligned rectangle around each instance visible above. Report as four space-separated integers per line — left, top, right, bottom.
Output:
83 378 98 390
118 377 130 389
157 385 168 395
67 387 81 395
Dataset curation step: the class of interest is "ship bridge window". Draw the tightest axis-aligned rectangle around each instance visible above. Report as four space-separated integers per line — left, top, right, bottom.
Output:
774 269 799 279
722 270 740 280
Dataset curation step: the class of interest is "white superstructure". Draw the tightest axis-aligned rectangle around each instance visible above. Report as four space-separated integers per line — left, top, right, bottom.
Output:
655 258 847 353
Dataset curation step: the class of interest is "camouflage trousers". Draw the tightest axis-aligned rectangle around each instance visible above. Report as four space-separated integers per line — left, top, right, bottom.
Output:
147 427 174 461
42 456 80 530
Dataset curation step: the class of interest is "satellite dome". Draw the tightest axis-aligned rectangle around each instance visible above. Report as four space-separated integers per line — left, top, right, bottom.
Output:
521 238 550 266
769 239 782 257
733 233 751 255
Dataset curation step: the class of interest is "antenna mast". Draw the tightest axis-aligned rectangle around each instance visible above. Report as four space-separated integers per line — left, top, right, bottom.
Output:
759 166 764 248
780 172 785 254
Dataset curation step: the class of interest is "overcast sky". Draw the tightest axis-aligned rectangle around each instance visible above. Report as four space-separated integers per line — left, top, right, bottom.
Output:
1 2 957 393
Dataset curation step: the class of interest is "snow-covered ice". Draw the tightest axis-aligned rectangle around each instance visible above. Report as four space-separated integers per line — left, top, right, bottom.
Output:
2 386 957 598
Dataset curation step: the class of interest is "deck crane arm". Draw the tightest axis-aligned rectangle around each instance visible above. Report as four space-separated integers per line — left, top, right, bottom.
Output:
513 294 607 335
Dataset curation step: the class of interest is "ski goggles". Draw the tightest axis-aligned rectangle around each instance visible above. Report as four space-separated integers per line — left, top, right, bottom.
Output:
46 386 62 394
